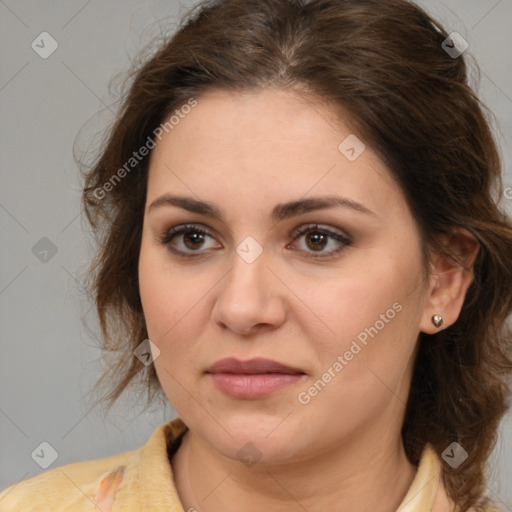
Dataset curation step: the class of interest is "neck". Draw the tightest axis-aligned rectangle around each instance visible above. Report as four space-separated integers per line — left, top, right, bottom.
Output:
171 421 417 512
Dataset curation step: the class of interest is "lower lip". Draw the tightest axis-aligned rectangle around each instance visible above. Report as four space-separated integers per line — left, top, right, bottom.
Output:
208 373 304 399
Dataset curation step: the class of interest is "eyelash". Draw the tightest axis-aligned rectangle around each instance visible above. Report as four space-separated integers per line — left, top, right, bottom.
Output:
157 223 353 260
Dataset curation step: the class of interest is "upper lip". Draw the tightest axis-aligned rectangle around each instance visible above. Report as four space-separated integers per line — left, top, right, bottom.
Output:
206 357 305 375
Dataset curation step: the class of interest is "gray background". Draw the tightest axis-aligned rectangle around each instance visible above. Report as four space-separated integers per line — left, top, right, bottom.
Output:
1 0 511 508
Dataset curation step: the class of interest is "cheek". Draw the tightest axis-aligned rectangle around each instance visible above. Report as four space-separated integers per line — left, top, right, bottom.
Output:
138 252 207 403
138 243 205 343
138 242 226 398
295 283 422 435
307 248 425 384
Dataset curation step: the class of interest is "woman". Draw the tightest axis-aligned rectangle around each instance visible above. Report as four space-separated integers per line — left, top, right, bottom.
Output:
1 0 511 510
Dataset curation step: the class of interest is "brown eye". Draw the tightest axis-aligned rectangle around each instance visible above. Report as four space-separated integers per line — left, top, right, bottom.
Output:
158 222 352 260
289 224 352 259
304 231 329 251
182 231 207 250
159 224 221 257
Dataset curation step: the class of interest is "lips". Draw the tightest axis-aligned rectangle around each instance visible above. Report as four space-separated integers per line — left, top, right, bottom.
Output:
206 357 306 399
206 357 305 375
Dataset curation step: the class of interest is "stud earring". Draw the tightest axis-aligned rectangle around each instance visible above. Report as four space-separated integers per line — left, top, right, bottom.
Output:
432 314 443 328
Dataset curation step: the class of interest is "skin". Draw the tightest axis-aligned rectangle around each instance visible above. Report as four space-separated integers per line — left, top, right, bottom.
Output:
138 88 478 512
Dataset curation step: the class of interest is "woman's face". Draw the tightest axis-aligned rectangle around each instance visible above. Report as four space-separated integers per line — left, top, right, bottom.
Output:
138 88 431 465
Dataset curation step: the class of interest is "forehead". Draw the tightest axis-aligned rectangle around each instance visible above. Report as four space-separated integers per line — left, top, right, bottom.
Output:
146 88 406 223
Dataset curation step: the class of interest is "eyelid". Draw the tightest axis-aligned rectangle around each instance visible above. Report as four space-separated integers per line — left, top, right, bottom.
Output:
286 223 352 260
158 223 219 247
289 223 352 243
158 222 353 259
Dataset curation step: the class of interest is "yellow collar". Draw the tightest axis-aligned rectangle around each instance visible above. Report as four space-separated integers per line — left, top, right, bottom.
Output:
396 444 441 511
99 417 442 511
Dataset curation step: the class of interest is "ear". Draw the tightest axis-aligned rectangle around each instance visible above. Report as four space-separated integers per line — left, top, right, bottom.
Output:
420 228 480 334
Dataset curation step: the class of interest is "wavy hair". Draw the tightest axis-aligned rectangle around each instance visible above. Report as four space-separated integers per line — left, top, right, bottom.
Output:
80 1 512 510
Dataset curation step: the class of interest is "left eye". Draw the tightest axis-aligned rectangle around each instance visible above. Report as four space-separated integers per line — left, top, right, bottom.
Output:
288 224 352 259
158 223 352 259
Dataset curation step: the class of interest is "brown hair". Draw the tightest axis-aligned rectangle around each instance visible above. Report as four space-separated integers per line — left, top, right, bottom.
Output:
80 0 512 510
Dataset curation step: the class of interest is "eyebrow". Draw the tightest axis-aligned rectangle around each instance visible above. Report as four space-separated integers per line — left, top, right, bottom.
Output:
148 194 376 222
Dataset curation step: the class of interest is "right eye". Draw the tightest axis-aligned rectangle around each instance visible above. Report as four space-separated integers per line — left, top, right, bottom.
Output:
158 223 222 257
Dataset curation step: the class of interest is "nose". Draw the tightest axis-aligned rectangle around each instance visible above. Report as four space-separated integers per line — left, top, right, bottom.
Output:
211 245 287 336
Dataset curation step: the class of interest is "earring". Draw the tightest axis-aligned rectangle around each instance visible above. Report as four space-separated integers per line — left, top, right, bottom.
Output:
432 314 443 328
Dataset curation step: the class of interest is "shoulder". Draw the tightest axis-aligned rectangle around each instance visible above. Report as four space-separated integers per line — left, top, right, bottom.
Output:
0 417 188 512
0 447 140 512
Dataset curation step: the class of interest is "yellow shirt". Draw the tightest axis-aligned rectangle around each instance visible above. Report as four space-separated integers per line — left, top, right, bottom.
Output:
0 417 496 511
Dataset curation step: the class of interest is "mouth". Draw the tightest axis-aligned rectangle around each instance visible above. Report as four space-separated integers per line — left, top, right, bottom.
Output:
206 357 305 375
205 357 306 399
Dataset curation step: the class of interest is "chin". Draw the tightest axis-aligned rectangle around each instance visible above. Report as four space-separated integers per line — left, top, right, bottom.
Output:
195 412 309 464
